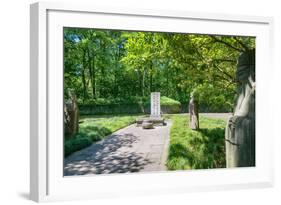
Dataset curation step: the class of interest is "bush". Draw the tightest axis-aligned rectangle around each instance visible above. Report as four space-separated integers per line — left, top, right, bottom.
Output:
78 96 149 106
64 133 92 157
160 96 181 114
79 96 182 115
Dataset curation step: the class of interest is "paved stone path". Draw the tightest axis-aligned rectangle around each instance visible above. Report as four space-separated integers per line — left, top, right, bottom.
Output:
64 120 172 176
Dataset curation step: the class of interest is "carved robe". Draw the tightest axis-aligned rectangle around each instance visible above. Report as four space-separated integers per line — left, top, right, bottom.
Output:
225 50 256 168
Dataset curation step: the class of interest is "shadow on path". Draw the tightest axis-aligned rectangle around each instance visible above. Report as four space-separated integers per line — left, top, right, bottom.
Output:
64 133 152 176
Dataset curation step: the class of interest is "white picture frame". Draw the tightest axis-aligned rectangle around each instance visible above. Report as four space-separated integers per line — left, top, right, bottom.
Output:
30 1 274 202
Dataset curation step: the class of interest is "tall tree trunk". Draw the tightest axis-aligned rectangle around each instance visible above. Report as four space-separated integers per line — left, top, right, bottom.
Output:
113 46 119 97
81 50 87 102
92 57 96 99
142 69 145 97
87 48 96 99
138 69 142 96
166 66 169 96
150 62 153 92
99 41 106 97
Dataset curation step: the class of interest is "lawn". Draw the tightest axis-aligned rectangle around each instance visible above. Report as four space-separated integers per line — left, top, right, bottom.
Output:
64 114 143 157
166 114 226 170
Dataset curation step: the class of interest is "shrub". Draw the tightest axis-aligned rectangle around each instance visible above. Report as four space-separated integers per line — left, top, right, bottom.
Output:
160 96 181 114
64 133 92 157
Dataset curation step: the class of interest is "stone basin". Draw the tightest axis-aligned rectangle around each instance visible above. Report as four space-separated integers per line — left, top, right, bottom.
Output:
136 117 165 127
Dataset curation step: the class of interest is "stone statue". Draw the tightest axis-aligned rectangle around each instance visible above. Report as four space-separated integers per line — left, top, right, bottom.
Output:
64 89 79 137
225 49 255 168
189 95 199 130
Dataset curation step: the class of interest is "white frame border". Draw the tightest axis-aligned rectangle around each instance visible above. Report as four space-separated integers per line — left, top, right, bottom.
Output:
30 2 274 202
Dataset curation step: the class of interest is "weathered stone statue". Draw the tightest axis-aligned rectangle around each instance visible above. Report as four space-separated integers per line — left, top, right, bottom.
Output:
225 49 255 168
64 89 79 137
189 95 199 130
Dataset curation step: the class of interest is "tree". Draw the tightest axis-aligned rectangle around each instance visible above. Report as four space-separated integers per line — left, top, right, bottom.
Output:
64 28 255 112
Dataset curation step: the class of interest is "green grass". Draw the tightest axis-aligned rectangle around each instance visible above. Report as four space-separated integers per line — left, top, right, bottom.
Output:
167 114 226 170
64 114 143 157
160 96 181 106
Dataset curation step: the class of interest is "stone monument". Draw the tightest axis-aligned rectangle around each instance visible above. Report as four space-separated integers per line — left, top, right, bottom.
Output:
136 92 165 128
225 49 255 168
150 92 161 119
64 89 79 137
189 95 199 130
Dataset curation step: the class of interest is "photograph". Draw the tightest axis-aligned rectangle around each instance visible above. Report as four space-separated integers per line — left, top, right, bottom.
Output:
63 28 256 176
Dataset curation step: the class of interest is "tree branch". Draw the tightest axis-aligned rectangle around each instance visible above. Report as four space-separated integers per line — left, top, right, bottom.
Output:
233 37 249 51
210 36 244 52
213 63 235 83
213 58 236 63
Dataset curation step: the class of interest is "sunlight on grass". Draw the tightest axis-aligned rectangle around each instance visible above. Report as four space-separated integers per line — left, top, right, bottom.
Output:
64 114 143 157
167 114 226 170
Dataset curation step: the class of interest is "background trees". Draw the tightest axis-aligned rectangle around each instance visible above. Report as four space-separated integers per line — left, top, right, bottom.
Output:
64 28 255 112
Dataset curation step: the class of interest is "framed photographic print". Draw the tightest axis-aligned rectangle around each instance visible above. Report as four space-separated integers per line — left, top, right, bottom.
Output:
30 1 274 202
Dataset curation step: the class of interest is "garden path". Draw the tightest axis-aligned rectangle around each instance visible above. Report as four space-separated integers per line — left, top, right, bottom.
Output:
64 120 172 176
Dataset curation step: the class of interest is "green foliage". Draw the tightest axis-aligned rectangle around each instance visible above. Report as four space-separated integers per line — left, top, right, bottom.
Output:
64 27 255 112
160 96 181 113
64 115 140 156
77 96 148 106
167 115 226 170
64 133 92 157
78 96 181 115
160 96 181 106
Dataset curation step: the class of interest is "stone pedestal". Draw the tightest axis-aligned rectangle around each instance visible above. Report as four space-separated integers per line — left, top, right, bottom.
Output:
142 120 154 129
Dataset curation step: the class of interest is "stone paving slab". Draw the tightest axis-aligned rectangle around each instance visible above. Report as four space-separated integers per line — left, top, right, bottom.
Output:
64 120 172 176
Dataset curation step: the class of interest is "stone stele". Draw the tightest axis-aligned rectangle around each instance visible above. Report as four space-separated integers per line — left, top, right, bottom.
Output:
150 92 161 119
136 92 165 128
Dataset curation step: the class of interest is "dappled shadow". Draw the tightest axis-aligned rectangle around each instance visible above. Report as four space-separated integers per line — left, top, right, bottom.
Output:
198 127 225 139
194 127 226 168
64 133 152 176
168 127 226 170
82 125 112 141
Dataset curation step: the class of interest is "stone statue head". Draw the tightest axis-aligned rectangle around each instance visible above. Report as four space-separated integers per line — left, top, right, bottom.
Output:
236 49 255 83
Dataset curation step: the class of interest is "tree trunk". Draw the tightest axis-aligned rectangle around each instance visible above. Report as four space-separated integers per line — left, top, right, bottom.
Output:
142 69 145 97
92 58 96 99
150 62 153 92
87 48 96 99
81 50 87 101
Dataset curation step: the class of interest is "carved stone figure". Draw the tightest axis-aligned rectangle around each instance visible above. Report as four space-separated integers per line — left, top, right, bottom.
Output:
189 95 199 130
64 89 79 137
225 49 255 167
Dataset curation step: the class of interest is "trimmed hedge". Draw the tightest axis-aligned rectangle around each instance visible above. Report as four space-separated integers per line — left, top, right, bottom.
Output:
160 96 181 113
64 133 92 157
79 96 181 115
